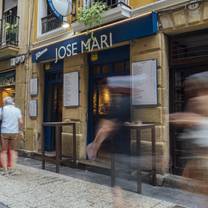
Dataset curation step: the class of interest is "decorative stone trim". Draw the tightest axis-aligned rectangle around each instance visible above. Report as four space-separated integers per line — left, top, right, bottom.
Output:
158 1 208 32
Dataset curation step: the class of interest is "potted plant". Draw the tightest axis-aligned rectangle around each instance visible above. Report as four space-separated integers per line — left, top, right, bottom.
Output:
76 1 106 44
77 1 106 28
4 22 18 44
72 1 106 33
71 0 131 33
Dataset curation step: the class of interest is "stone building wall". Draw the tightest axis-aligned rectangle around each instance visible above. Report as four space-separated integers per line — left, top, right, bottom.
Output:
0 1 33 150
159 1 208 34
130 33 169 174
61 54 88 159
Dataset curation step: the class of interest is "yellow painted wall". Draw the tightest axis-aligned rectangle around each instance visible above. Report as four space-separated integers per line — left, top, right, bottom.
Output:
130 0 156 8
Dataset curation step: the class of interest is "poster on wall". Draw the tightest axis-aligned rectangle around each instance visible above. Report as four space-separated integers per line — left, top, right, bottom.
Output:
131 59 157 106
29 99 38 117
64 71 79 107
30 78 38 96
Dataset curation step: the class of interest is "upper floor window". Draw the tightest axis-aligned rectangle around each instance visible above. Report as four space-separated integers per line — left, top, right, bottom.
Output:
0 0 19 46
38 0 63 36
3 0 18 16
41 1 63 34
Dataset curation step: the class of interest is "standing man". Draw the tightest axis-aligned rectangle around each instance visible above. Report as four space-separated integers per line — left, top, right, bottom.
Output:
0 96 23 174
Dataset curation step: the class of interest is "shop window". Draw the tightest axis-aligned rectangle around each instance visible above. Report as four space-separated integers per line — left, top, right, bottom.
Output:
0 87 15 107
114 62 125 74
102 65 110 74
93 83 110 116
93 66 101 76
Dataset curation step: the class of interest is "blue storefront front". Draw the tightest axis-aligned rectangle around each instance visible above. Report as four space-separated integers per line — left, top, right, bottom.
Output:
31 12 158 153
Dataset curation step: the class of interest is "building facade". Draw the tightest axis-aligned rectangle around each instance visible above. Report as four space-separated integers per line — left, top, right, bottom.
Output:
0 0 32 148
2 0 208 184
159 0 208 176
29 0 169 177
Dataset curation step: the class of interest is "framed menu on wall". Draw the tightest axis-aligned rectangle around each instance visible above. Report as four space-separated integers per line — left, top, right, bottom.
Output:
63 71 80 107
29 99 38 117
131 59 158 106
30 78 38 96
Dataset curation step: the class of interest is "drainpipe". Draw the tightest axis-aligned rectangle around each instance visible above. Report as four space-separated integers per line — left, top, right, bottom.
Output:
23 0 35 138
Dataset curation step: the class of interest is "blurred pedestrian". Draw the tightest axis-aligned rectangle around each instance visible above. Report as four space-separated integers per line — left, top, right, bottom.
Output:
87 76 130 160
170 71 208 186
0 96 23 175
112 186 126 208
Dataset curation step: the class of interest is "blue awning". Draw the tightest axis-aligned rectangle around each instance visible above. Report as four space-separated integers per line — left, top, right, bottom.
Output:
32 12 158 63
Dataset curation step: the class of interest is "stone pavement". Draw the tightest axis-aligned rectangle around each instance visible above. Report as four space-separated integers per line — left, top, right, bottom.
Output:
18 157 208 208
0 164 177 208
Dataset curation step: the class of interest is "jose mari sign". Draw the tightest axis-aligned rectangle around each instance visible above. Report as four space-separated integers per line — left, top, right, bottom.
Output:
55 33 112 63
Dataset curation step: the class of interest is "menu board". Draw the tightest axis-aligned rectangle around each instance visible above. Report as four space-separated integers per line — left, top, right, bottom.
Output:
29 99 37 117
131 60 157 106
30 78 38 96
64 72 79 107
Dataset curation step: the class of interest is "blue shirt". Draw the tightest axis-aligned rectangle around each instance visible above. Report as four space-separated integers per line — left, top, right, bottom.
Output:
0 105 22 134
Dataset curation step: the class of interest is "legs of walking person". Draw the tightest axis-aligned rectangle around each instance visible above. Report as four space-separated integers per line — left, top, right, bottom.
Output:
87 119 117 160
112 186 125 208
8 138 17 170
0 137 8 172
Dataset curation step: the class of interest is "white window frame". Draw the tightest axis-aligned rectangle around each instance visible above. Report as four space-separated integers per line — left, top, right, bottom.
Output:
37 0 67 39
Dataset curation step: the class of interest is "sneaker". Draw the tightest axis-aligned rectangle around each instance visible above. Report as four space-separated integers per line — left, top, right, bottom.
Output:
0 170 8 176
86 143 97 160
112 186 126 208
8 169 20 176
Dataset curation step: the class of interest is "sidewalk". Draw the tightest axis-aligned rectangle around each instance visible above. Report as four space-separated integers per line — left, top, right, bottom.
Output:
0 163 176 208
18 157 208 208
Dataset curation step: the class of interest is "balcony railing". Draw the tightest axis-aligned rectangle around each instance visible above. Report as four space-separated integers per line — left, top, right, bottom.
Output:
72 0 131 32
84 0 129 9
72 0 130 23
101 0 129 8
41 14 63 34
0 14 20 47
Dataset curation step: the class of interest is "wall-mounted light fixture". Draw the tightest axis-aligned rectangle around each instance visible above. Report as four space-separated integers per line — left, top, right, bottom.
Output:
62 20 70 28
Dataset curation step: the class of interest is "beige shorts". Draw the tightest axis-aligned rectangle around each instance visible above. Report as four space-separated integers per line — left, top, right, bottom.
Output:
1 133 19 140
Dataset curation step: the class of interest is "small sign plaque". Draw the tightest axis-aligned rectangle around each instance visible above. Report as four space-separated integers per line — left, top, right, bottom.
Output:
30 78 38 96
131 60 157 106
29 99 38 117
63 71 79 107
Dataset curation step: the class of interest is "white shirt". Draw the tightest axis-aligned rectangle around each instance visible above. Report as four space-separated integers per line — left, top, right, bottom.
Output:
0 105 22 134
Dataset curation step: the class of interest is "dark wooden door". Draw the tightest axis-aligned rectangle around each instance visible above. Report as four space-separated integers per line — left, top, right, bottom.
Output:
44 61 63 151
169 29 208 175
87 46 130 154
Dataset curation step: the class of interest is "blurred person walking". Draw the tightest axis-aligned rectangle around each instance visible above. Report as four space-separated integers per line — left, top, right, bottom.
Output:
87 76 131 160
0 96 23 175
170 72 208 191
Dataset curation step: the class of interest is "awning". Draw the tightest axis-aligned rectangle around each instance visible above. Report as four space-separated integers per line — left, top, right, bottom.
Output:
31 12 158 63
